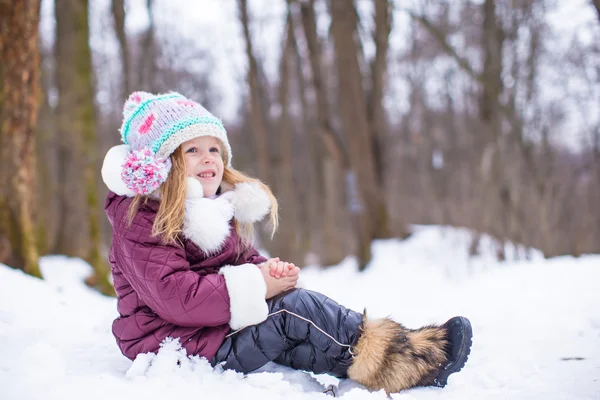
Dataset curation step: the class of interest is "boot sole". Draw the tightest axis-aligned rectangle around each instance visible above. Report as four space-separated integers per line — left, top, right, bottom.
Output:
434 317 472 387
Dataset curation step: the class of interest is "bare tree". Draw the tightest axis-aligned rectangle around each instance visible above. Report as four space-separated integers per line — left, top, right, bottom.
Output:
55 0 86 258
287 0 320 260
137 0 156 90
54 0 113 294
369 0 390 186
398 0 600 259
272 10 302 262
238 0 272 184
298 0 348 265
330 0 390 269
0 0 42 277
370 0 409 238
35 44 59 255
112 0 130 100
37 0 600 267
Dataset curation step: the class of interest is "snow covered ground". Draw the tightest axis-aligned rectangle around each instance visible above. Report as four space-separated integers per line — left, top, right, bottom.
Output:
1 225 599 400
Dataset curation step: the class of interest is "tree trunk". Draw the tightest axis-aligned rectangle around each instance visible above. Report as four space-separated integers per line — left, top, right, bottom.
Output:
0 0 42 278
330 0 387 269
369 0 391 187
35 46 59 255
138 0 156 90
238 0 271 184
54 0 113 295
369 0 402 239
273 11 302 263
288 0 321 260
479 0 509 260
592 0 600 25
298 0 347 265
480 0 503 129
55 0 87 258
112 0 130 101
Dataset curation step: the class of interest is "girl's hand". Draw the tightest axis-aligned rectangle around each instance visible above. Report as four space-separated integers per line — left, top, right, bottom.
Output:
264 257 298 278
261 263 298 299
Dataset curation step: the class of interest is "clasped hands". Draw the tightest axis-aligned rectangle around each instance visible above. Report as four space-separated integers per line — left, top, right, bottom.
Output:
259 257 300 299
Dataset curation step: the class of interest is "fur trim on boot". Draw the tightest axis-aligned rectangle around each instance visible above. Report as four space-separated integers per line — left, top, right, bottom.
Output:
347 313 448 393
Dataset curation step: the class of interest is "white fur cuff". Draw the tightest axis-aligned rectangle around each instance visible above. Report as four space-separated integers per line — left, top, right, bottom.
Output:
219 263 268 330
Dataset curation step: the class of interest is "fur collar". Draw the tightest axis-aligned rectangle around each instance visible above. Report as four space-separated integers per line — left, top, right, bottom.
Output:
182 177 270 254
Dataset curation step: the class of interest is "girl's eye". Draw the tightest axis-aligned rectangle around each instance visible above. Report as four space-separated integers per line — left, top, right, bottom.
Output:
185 147 197 153
210 147 219 153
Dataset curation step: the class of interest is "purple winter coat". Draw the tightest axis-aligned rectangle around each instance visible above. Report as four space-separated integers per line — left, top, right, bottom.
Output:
105 191 267 361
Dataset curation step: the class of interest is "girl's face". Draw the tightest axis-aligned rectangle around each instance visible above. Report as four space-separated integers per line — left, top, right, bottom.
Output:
181 136 224 197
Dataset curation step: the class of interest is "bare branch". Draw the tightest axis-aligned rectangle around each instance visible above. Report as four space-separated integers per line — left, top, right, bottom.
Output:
403 8 482 84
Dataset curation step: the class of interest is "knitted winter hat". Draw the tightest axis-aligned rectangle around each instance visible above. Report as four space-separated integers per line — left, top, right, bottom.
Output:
101 91 232 196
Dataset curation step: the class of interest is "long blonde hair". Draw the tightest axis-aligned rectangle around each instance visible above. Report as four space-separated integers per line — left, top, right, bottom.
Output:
127 146 278 246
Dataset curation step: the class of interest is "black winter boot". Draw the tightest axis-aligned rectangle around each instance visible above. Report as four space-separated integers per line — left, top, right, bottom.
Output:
432 316 472 388
347 314 472 393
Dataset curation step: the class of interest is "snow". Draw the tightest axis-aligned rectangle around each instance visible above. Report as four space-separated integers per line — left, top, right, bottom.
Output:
1 225 599 400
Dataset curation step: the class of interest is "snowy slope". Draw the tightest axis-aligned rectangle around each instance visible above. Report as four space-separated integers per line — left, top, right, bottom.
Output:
1 225 599 400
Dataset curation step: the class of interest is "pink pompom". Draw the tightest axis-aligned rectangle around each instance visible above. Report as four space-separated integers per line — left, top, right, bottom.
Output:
121 148 172 195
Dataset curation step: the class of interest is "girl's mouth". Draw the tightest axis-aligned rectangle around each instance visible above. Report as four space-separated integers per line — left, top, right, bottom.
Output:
198 171 216 179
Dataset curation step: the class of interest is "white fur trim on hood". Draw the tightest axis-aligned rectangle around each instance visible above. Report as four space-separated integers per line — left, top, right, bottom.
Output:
183 179 271 253
219 182 271 223
219 263 268 330
101 144 136 197
183 177 233 254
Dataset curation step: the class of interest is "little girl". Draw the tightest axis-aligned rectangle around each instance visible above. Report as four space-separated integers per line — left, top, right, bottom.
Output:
101 91 473 393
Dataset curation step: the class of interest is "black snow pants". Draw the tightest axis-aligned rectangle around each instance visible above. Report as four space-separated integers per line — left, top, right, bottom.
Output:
211 288 363 378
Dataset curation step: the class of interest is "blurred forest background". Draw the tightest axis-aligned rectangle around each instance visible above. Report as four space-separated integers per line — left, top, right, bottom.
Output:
1 0 599 294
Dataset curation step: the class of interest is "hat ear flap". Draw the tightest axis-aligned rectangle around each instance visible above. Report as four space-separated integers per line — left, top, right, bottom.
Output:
102 144 136 197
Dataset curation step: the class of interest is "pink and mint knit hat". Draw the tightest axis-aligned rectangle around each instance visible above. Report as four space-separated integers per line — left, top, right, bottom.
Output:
101 91 232 196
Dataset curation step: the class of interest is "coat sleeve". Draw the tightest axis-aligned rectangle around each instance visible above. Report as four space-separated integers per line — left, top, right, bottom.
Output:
237 243 268 265
117 210 266 328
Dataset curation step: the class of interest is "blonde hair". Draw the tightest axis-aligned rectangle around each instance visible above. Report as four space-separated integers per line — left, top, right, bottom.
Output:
127 146 278 246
